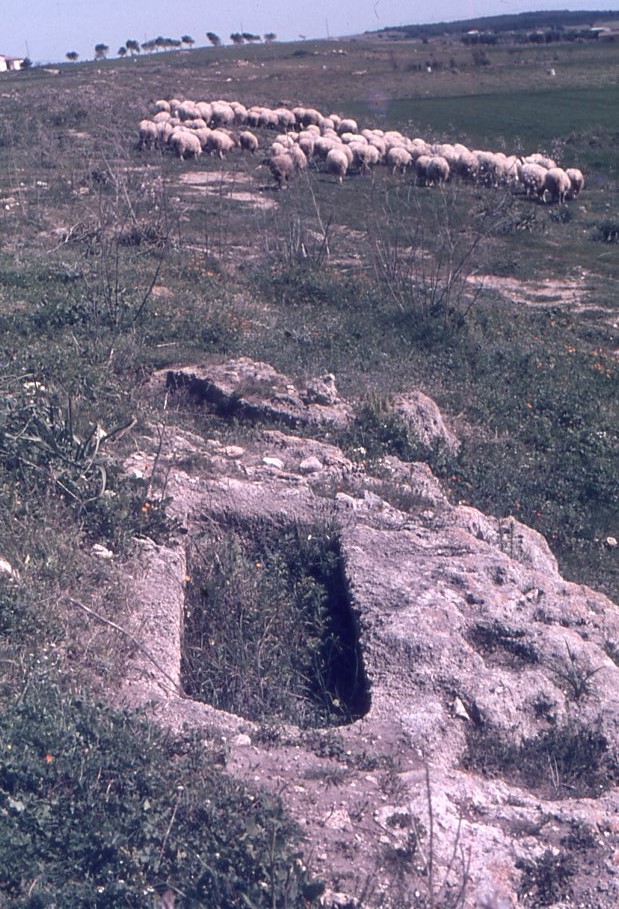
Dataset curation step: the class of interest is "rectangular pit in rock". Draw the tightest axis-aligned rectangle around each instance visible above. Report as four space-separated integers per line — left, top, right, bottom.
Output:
181 518 370 729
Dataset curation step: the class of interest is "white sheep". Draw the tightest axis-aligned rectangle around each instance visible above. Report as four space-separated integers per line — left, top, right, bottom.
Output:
269 153 295 189
325 147 349 183
543 167 571 204
138 119 158 149
517 162 547 198
566 167 585 198
169 129 201 160
338 118 358 135
206 129 236 158
386 146 412 174
239 131 259 154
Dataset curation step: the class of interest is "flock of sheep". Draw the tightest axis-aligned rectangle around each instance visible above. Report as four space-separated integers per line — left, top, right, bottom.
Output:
138 97 585 203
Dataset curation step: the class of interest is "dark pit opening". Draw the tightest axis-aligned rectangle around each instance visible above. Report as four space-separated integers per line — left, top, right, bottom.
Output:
181 518 370 728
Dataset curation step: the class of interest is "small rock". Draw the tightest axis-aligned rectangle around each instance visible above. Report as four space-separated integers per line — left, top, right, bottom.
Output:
605 536 618 549
92 544 114 560
453 697 470 721
299 455 322 474
232 733 252 748
263 456 284 470
0 558 19 581
223 445 245 459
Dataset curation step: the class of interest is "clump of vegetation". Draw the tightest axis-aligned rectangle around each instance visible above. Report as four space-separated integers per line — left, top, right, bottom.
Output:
0 683 321 907
517 849 575 906
593 219 619 244
463 721 618 798
182 520 369 728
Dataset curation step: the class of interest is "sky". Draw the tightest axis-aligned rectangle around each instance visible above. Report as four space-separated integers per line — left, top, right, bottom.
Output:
4 0 619 63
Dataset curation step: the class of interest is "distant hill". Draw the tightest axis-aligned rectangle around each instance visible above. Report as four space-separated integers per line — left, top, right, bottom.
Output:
374 9 619 38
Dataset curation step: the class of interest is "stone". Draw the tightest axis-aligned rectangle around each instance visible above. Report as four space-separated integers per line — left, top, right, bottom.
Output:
392 389 460 454
299 455 323 474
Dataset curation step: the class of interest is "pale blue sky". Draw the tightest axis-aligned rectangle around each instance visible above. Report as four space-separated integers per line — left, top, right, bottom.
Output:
4 0 618 63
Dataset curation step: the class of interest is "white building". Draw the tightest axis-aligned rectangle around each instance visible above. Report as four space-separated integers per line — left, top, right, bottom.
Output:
0 55 24 72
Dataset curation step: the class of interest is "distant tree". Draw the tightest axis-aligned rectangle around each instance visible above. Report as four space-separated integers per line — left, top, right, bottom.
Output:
264 33 277 43
230 33 245 45
20 57 32 69
65 51 79 62
154 36 166 51
118 46 127 58
141 40 155 53
126 39 141 54
206 32 222 47
94 43 109 60
242 33 261 43
181 35 195 47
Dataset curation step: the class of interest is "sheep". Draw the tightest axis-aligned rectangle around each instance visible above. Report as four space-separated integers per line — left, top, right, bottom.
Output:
275 108 296 130
169 129 201 160
415 155 449 186
210 102 235 128
386 146 412 174
517 162 547 198
239 131 259 154
290 145 309 171
138 119 158 149
298 134 316 159
206 129 236 158
453 149 479 181
177 100 199 121
566 167 585 198
152 99 171 114
153 110 172 123
229 101 248 124
338 118 358 135
195 101 213 122
543 167 571 204
269 153 295 189
523 152 556 170
325 147 349 183
350 142 380 173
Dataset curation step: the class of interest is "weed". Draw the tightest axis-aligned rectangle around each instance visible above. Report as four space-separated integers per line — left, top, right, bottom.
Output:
517 849 575 906
551 642 602 701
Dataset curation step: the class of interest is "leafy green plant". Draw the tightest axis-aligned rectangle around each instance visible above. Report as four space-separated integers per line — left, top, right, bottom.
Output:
0 683 322 908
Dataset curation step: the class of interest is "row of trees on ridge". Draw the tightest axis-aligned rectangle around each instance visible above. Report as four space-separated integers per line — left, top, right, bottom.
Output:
65 31 278 62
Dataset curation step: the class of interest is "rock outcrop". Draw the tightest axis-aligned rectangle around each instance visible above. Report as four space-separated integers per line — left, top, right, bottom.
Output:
118 359 619 909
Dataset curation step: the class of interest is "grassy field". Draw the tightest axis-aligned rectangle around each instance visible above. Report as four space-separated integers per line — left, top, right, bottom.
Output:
0 30 618 903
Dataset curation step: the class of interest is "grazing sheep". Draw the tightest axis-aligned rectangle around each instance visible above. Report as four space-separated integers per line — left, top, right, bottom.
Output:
543 167 571 204
195 101 213 122
386 145 412 174
139 119 158 149
517 162 547 198
177 101 199 121
153 110 172 123
169 129 201 160
338 118 358 135
269 153 295 189
239 131 259 154
211 102 235 128
350 142 380 172
566 167 585 198
206 129 236 158
152 99 171 114
325 147 349 183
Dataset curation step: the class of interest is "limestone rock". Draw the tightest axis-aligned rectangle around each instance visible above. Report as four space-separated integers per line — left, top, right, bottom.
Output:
392 389 460 454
